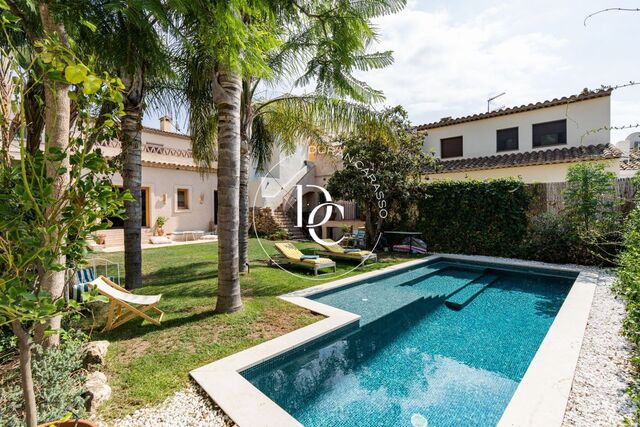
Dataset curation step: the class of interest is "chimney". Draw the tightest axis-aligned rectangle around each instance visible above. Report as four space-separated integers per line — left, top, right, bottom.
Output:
159 115 172 132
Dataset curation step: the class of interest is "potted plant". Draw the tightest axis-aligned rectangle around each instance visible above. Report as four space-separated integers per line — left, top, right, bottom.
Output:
94 233 106 245
155 216 168 236
340 224 352 236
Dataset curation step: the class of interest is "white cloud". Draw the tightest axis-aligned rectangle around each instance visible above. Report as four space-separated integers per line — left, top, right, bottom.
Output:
362 2 569 124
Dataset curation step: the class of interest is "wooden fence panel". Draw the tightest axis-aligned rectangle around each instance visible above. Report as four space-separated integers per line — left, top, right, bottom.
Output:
527 178 637 214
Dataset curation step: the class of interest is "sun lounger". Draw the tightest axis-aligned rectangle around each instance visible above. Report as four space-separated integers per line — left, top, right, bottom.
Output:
272 243 336 275
89 276 164 332
316 239 377 263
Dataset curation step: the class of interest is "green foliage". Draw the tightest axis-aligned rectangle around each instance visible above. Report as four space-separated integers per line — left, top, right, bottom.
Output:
616 177 640 424
267 228 289 241
0 331 87 426
563 162 624 264
417 179 530 257
564 162 620 230
524 212 581 264
249 208 282 238
326 106 425 244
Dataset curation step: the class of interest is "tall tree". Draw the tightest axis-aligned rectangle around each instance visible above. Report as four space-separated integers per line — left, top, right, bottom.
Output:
4 0 73 347
78 0 174 289
186 1 406 300
181 0 280 313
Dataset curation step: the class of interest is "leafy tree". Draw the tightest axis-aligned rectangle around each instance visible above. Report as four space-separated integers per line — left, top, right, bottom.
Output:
76 0 175 290
326 106 425 246
0 20 127 427
183 0 406 312
563 162 623 263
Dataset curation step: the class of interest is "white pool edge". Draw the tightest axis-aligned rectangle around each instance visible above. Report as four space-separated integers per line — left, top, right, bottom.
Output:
190 254 600 427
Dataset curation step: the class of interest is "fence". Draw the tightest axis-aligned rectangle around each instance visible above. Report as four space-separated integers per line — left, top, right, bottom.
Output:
528 177 637 214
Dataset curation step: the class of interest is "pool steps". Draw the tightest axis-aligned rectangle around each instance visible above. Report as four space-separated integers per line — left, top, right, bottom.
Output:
445 273 501 310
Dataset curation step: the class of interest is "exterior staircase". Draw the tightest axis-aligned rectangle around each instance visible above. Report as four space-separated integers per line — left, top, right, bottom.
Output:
273 207 307 240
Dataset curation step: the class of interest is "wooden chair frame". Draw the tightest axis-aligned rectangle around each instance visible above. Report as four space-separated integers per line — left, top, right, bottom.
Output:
94 276 165 332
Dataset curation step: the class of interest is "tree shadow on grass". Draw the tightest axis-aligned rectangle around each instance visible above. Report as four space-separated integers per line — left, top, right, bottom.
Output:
141 261 218 288
95 308 219 342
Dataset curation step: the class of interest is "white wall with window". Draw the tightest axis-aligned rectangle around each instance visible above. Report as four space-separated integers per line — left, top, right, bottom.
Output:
423 96 611 160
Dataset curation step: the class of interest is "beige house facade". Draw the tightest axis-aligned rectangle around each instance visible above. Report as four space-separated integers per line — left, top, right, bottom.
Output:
94 121 218 246
420 88 630 182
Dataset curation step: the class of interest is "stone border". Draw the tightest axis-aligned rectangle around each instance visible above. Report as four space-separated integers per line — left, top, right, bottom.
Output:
191 254 599 427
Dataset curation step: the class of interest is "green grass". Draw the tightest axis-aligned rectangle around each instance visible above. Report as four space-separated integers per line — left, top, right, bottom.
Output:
89 239 418 419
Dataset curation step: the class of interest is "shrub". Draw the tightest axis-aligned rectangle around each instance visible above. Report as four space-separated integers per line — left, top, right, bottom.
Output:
525 213 581 264
267 229 289 241
417 179 530 257
0 332 87 426
563 162 624 265
249 208 281 237
617 200 640 424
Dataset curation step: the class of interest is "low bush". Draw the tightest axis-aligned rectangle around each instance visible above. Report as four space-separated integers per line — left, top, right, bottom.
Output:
267 228 289 240
249 208 281 237
417 179 530 257
616 184 640 425
0 331 87 426
524 212 581 264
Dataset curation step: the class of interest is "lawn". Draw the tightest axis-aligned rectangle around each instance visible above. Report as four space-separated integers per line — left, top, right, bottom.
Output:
89 238 419 419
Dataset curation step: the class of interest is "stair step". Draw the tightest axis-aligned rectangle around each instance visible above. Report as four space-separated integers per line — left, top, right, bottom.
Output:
445 273 500 310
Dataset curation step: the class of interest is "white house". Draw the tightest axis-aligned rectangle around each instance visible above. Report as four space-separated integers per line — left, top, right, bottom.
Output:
421 88 628 182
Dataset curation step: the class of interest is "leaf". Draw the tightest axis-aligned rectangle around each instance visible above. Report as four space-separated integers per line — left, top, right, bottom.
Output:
64 65 87 85
80 19 97 32
83 74 102 94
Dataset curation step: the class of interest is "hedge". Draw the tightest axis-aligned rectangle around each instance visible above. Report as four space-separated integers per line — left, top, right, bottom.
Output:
616 197 640 424
417 179 530 257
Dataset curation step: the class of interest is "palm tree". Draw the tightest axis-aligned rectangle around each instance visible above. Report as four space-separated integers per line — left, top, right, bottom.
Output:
183 0 405 312
78 0 174 290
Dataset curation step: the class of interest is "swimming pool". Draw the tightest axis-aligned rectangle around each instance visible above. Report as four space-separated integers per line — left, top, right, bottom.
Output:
241 260 576 427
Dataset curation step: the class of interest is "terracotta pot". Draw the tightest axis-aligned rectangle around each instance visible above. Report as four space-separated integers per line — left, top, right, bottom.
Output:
156 227 165 236
39 420 98 427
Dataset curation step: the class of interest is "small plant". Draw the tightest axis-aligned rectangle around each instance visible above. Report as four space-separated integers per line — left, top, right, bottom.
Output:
0 331 88 426
340 224 352 235
268 228 289 241
155 216 168 236
94 233 106 245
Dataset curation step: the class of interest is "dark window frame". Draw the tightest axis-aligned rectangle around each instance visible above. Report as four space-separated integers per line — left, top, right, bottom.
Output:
532 119 567 148
496 127 519 152
176 188 190 210
440 136 463 159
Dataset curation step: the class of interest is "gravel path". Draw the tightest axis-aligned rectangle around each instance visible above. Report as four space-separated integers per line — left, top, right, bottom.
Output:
99 384 233 427
563 272 635 426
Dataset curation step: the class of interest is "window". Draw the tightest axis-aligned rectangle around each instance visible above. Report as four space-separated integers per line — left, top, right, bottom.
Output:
496 127 519 152
441 136 463 158
532 120 567 147
176 188 189 210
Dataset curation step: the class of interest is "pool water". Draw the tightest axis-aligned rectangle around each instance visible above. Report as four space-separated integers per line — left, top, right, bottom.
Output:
242 261 575 427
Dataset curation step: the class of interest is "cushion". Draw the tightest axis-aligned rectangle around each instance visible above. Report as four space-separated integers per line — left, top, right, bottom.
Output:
149 236 173 244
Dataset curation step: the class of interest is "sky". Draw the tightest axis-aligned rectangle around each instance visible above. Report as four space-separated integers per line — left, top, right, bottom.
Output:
143 0 640 143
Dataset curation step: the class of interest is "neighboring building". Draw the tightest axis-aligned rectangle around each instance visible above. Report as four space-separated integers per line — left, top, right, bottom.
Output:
421 88 626 182
95 117 218 247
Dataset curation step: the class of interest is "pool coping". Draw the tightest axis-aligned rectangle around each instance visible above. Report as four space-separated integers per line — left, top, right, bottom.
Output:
190 254 600 427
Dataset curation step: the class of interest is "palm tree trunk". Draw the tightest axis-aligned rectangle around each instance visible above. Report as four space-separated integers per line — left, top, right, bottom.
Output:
239 139 250 273
34 1 70 348
11 321 37 427
120 70 144 290
238 78 253 273
214 66 243 313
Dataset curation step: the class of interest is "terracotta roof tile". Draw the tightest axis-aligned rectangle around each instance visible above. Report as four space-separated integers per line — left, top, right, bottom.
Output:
417 88 613 131
621 150 640 171
424 143 622 174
